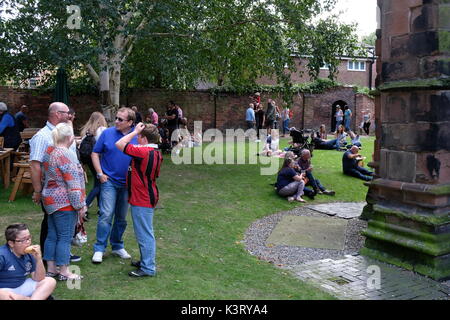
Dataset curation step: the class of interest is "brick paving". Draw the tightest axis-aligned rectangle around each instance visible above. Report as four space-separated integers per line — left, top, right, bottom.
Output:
287 254 450 300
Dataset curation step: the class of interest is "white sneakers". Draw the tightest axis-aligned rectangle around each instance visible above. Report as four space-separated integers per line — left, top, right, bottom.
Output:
92 251 103 264
111 249 131 259
92 249 131 264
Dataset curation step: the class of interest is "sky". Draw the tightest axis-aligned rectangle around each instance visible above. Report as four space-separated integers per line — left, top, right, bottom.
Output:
325 0 378 37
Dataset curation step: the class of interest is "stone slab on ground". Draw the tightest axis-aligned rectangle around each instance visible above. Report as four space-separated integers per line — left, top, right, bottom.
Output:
306 202 366 219
265 215 347 250
287 255 450 300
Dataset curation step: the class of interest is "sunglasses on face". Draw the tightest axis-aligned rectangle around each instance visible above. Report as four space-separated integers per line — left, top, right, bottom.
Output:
115 117 129 122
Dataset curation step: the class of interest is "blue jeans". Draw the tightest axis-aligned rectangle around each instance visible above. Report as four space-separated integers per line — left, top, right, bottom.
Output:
282 119 290 135
322 138 337 149
305 171 325 192
94 179 129 253
344 119 351 131
131 205 156 275
43 210 77 266
344 167 373 181
86 163 100 207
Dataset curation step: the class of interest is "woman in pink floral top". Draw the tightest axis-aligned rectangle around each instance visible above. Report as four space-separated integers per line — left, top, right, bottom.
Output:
41 123 86 281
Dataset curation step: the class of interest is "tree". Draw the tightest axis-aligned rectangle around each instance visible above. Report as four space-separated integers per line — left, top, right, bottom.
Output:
0 0 360 119
361 32 376 46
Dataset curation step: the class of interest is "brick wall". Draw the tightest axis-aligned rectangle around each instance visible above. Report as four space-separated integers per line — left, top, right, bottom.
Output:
0 85 374 134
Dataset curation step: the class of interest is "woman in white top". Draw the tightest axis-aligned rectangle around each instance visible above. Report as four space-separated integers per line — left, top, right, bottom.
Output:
79 112 107 212
334 124 347 150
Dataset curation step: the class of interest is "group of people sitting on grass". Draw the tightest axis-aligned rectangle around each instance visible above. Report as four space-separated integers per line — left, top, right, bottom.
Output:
312 124 361 151
275 123 374 202
276 149 335 203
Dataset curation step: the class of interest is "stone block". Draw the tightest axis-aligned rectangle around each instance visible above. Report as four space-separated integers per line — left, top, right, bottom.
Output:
382 58 420 82
419 56 450 78
390 34 410 59
411 4 437 32
409 31 439 56
387 150 417 182
416 151 450 183
381 93 410 123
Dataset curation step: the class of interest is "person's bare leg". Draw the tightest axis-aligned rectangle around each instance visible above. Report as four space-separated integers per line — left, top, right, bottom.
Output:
30 277 56 300
46 260 57 274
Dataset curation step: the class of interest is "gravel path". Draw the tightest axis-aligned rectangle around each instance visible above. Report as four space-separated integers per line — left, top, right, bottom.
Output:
244 205 368 266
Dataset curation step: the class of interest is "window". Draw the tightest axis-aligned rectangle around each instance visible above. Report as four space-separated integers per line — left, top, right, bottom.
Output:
348 60 366 71
320 63 330 70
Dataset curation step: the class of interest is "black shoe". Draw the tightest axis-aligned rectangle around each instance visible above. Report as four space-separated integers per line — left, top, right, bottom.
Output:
128 269 155 277
46 294 56 300
322 190 335 196
70 255 82 262
131 260 141 268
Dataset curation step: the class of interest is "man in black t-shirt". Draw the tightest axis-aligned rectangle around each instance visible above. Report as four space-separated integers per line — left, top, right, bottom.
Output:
15 105 29 132
163 101 179 146
342 145 373 181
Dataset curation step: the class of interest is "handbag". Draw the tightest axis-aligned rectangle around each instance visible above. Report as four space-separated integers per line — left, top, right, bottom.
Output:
72 214 87 247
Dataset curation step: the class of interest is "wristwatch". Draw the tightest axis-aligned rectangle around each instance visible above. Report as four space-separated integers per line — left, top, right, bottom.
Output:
97 173 104 179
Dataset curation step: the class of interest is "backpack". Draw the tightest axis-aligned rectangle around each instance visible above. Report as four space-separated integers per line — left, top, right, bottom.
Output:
78 133 96 165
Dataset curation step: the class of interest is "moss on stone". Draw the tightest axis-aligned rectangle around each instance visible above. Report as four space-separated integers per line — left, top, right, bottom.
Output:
379 78 450 91
363 220 450 256
427 183 450 195
360 246 450 280
373 204 450 226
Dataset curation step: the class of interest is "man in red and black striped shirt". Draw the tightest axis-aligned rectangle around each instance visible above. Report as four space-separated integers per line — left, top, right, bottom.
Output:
116 122 163 277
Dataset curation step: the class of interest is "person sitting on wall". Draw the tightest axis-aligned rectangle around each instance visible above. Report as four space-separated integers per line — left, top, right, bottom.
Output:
0 224 56 300
296 149 335 196
342 145 373 181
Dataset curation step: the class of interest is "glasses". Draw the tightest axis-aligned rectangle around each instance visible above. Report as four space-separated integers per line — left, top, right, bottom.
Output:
57 110 69 114
14 237 32 244
115 117 129 122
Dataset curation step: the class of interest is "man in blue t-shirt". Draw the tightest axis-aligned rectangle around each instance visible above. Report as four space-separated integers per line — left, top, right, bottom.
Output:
0 224 56 300
245 103 255 130
91 107 138 264
342 145 373 181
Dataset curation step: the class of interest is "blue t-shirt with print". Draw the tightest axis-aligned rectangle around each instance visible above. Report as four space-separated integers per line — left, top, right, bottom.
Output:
0 244 36 289
93 127 138 185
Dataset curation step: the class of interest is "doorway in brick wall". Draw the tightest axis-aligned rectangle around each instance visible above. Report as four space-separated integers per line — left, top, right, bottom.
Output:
331 100 348 133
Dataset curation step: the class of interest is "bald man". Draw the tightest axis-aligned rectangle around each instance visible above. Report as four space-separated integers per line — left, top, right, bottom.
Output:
29 102 79 257
342 145 373 181
297 149 335 196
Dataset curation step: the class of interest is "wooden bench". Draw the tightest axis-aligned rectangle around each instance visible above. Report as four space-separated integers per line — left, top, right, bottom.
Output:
8 162 33 202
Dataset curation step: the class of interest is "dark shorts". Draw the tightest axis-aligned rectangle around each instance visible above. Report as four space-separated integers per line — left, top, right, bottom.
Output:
266 119 275 128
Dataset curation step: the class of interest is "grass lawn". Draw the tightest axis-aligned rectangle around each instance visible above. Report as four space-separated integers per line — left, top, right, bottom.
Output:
0 135 374 300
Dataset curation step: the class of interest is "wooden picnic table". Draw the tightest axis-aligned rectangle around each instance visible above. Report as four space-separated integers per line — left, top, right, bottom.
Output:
0 148 13 189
